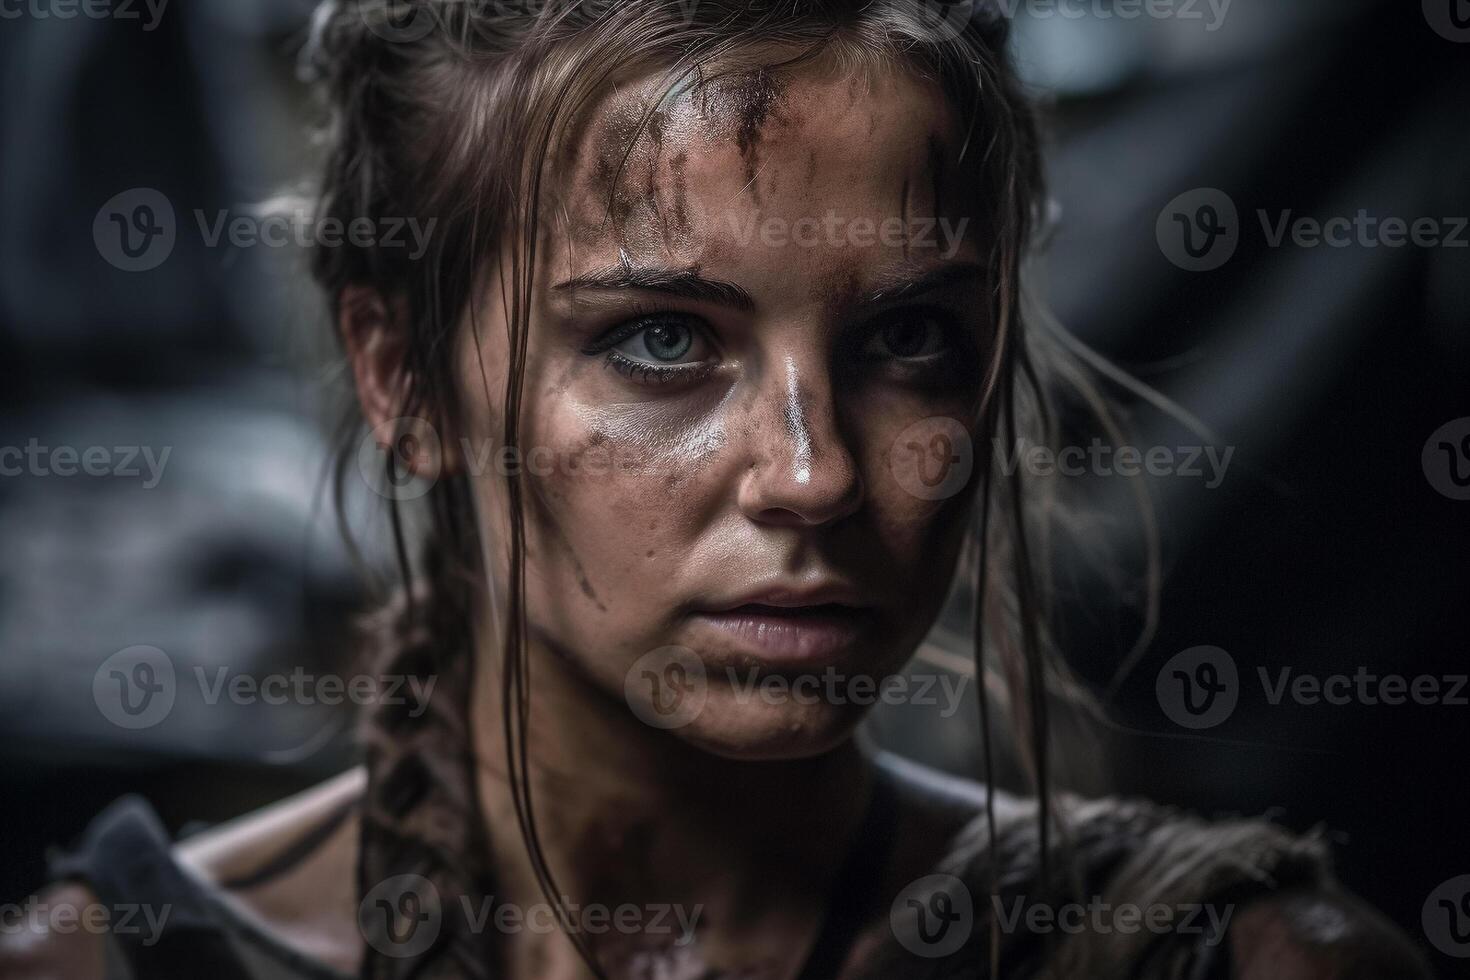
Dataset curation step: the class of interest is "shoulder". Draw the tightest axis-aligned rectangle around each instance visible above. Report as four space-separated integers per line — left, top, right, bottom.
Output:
0 883 108 980
0 768 366 980
1226 887 1436 979
174 766 365 975
867 753 1435 979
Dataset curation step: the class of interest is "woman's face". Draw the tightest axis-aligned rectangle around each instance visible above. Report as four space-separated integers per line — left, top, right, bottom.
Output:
459 61 987 759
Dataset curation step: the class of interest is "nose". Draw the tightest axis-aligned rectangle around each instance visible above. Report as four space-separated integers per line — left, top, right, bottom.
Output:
736 356 864 527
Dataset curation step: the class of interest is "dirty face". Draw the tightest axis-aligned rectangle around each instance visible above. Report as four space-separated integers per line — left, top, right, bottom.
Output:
459 60 990 759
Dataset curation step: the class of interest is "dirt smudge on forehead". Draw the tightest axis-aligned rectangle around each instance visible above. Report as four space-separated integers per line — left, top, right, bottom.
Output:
731 68 781 172
551 89 695 258
544 63 797 262
696 67 790 205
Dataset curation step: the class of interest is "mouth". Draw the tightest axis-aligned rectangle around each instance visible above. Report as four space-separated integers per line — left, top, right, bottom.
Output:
691 587 874 664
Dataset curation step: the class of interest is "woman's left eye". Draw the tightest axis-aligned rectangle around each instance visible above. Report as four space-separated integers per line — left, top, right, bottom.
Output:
585 313 718 385
863 313 951 360
612 318 706 365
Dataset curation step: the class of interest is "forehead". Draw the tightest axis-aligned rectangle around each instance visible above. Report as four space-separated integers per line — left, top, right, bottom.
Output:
544 60 976 299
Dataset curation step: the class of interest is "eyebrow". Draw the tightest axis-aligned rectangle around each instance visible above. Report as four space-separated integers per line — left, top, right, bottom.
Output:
553 264 756 311
552 260 985 313
861 262 986 307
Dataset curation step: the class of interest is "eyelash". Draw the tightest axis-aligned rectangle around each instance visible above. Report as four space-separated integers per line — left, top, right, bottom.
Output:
583 307 718 386
580 305 974 388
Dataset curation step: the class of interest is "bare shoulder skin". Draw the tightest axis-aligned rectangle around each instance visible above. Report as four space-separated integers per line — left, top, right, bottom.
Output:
1227 888 1436 980
0 883 107 980
0 769 366 980
173 767 366 974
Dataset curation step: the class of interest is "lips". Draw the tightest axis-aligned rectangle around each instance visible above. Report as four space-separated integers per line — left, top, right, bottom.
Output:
692 585 873 664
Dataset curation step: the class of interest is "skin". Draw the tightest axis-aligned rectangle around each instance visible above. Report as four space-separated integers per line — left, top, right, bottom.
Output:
0 58 1436 980
466 62 987 764
447 60 990 977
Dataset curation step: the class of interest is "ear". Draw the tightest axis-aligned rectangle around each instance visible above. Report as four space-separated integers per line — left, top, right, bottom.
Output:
340 284 409 429
340 284 445 479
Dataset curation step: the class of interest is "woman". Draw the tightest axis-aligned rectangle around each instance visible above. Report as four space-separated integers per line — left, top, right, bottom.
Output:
2 1 1434 978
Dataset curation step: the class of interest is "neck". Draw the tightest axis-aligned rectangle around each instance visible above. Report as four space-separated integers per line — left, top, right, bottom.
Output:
468 630 874 976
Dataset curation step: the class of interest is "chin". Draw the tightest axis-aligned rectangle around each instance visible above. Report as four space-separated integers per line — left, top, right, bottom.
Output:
677 700 867 762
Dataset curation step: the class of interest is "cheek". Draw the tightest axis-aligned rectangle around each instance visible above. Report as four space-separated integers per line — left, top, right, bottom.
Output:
517 387 735 633
850 391 979 569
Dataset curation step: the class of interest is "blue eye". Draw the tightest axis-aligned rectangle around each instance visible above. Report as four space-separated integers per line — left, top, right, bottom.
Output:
586 313 718 386
614 318 701 364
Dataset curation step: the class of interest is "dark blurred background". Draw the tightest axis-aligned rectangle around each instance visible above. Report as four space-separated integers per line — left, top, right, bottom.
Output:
1 0 1466 972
